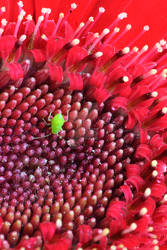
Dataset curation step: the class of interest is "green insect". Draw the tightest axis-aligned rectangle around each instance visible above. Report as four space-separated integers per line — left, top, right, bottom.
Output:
51 113 65 134
33 112 68 140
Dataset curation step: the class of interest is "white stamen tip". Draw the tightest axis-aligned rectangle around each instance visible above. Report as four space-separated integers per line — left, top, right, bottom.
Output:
26 14 33 21
122 47 130 54
71 38 80 46
163 194 167 201
143 45 149 51
130 223 137 231
59 13 64 18
71 3 77 9
0 28 4 35
99 7 105 13
25 59 30 64
139 207 148 216
160 39 166 46
144 25 150 31
94 32 99 38
79 22 85 28
110 246 116 250
41 34 48 40
38 15 44 22
17 1 24 7
126 24 132 30
144 188 151 198
151 160 158 167
94 51 103 58
56 219 62 228
162 107 167 114
152 170 158 177
1 19 7 26
47 8 51 14
103 28 110 35
162 69 167 78
1 7 6 12
150 69 157 75
41 8 47 14
118 12 127 20
18 11 25 20
19 34 26 42
114 27 120 33
89 16 94 22
151 91 158 98
133 46 139 52
123 76 129 82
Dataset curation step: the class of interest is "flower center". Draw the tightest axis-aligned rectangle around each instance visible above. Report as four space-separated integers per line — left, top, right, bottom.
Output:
0 79 139 247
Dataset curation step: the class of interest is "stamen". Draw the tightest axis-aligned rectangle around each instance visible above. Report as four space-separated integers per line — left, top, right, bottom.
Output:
139 207 148 216
59 3 77 29
144 188 151 198
142 107 167 128
105 75 129 92
94 228 110 241
151 160 158 168
69 51 103 72
7 35 27 63
108 12 127 31
104 27 120 44
111 24 132 46
128 91 158 109
14 9 26 37
77 16 94 38
1 19 7 28
52 13 64 38
128 25 150 47
74 22 85 37
0 28 4 38
52 39 80 63
88 28 110 53
0 7 6 16
28 15 44 49
126 45 148 68
86 7 105 32
139 42 161 63
122 223 137 234
131 69 157 87
101 47 130 72
41 34 48 41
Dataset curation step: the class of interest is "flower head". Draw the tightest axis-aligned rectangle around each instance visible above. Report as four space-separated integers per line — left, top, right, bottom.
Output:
0 1 167 249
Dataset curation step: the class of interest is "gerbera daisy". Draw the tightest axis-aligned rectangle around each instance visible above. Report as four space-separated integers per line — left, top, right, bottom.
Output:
0 0 167 249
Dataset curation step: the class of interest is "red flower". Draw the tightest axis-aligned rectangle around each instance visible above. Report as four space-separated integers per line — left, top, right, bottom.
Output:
0 1 167 250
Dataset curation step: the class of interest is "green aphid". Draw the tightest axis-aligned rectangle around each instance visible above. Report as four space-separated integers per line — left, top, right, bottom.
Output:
51 113 65 134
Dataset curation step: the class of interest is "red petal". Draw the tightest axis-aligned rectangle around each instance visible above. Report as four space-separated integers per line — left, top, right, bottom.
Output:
78 225 93 244
39 222 56 242
92 87 111 104
90 70 106 88
126 176 145 191
135 144 152 161
66 46 88 70
7 63 23 80
48 63 63 82
150 182 167 199
0 35 16 59
46 38 65 59
45 238 72 250
68 72 83 90
30 49 46 62
126 164 141 178
120 185 133 203
15 237 38 250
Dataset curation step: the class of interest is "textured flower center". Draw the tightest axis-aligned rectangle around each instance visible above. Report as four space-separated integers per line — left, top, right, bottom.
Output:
0 79 139 247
